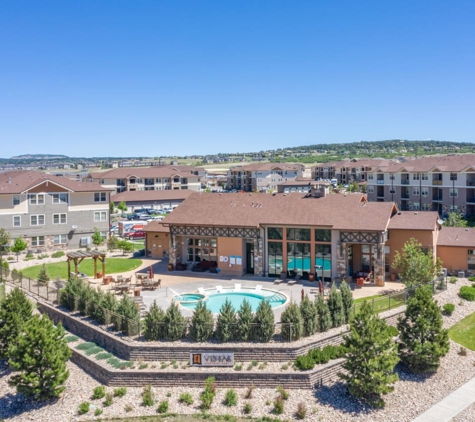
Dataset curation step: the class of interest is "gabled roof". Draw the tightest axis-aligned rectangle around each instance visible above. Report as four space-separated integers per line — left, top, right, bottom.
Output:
143 222 170 233
388 211 439 230
111 190 194 203
375 154 475 173
164 192 395 231
437 227 475 247
0 170 110 194
89 165 203 180
229 163 304 172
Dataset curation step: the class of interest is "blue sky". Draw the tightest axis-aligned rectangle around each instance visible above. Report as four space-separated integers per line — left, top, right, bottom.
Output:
1 1 474 158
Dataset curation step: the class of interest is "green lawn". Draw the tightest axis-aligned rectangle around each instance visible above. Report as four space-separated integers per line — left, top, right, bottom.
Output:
449 311 475 351
21 258 143 280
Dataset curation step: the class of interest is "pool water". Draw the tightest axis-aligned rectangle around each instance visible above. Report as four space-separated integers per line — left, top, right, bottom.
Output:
176 289 287 313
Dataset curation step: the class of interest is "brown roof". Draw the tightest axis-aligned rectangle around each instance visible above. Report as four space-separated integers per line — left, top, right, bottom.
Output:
388 211 439 230
229 163 304 172
437 227 475 248
377 154 475 173
111 190 194 203
313 158 397 169
0 170 110 194
89 165 203 180
143 222 170 233
164 192 396 231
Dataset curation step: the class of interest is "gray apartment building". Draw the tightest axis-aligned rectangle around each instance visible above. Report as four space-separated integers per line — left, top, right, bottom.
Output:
227 163 304 192
89 165 205 194
365 155 475 217
0 171 112 251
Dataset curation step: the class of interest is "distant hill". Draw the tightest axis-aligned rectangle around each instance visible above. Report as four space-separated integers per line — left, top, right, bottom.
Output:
10 154 70 160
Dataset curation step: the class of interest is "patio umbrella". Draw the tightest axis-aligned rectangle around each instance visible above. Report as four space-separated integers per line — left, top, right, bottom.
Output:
149 266 153 279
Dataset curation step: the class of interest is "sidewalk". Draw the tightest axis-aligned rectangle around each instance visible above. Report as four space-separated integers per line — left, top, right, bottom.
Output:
413 376 475 422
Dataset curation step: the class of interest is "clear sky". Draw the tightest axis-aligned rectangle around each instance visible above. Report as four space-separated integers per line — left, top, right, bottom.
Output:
1 1 474 158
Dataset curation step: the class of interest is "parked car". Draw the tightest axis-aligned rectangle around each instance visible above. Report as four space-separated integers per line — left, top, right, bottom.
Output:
161 207 173 213
148 216 165 222
138 214 150 220
127 213 141 220
124 230 145 239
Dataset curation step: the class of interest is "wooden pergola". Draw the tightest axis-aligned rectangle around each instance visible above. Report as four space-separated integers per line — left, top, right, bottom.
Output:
66 251 106 280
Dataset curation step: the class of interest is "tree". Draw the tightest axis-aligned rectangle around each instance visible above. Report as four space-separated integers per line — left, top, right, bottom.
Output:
113 294 140 335
0 287 34 359
10 237 28 262
327 286 345 328
8 314 71 400
339 301 399 408
92 227 103 248
299 294 318 336
340 281 354 324
280 301 303 341
397 285 449 373
107 235 119 252
109 202 115 214
117 239 134 255
143 300 166 341
252 300 274 342
37 264 50 285
0 228 10 253
315 294 332 332
236 299 253 341
164 302 187 341
117 201 128 215
215 299 237 342
189 300 214 342
392 238 442 288
444 212 467 227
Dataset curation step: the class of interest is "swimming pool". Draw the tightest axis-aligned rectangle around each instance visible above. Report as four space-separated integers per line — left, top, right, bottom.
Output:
174 287 288 313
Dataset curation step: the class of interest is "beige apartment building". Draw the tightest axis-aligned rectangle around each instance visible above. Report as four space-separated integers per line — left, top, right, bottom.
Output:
89 165 205 194
227 163 304 192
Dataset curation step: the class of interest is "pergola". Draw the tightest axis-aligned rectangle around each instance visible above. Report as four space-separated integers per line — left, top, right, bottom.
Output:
66 251 106 280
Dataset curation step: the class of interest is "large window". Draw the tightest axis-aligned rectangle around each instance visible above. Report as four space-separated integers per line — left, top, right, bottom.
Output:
315 229 331 242
52 193 68 204
449 189 458 197
94 211 107 222
94 192 107 202
268 227 283 240
268 242 283 276
186 238 217 263
32 236 45 247
28 194 45 205
384 246 390 273
315 244 331 281
13 216 21 227
30 215 45 226
54 234 67 245
13 195 21 206
287 243 311 275
468 250 475 270
53 213 67 224
287 228 310 241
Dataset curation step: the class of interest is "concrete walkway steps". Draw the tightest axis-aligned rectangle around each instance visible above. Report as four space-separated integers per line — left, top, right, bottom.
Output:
412 376 475 422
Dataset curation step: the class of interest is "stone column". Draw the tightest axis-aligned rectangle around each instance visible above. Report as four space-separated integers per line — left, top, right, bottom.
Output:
168 234 176 266
253 238 264 277
336 242 348 280
373 243 385 287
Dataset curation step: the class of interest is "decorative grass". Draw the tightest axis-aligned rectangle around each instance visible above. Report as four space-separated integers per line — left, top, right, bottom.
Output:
95 352 113 361
76 342 97 351
85 346 105 356
65 335 79 343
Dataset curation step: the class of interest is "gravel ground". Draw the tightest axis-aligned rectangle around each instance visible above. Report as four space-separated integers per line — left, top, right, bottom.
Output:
1 278 475 421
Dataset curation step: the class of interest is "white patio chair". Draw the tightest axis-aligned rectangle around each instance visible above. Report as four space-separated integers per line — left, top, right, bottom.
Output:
216 285 223 293
255 284 263 293
234 283 241 292
198 287 206 295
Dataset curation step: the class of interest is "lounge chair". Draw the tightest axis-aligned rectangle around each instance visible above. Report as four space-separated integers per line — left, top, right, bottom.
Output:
287 274 301 286
274 272 287 284
234 283 241 292
216 285 223 293
255 284 263 293
198 287 206 294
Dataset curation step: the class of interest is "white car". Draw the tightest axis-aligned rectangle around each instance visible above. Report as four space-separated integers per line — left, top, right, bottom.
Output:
147 216 165 222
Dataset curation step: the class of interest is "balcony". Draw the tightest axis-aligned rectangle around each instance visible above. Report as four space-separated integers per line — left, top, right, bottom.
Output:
401 180 410 185
467 176 475 186
467 197 475 204
432 180 443 186
377 180 385 185
401 193 409 199
432 195 443 202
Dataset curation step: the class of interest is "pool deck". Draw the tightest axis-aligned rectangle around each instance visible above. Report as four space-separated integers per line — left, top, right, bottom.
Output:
88 257 405 319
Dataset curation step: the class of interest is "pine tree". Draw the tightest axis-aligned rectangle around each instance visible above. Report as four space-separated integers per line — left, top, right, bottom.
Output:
164 302 187 341
91 227 103 248
113 293 140 335
397 285 450 373
327 286 345 328
37 264 50 285
340 281 354 324
143 300 166 341
315 294 332 332
215 299 237 343
339 301 399 408
0 287 34 359
300 294 318 336
252 300 275 342
189 300 214 342
236 299 253 341
280 301 303 341
8 314 72 400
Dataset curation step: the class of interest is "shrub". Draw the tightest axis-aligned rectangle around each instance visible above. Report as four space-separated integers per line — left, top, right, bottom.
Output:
96 352 113 360
459 286 475 301
179 392 194 405
157 400 169 413
273 396 284 415
234 364 242 371
164 302 187 341
443 303 455 316
215 299 237 342
77 342 96 351
64 335 79 343
244 385 254 399
449 276 458 284
200 377 216 410
468 276 475 282
340 281 354 323
189 300 214 342
92 386 106 400
36 264 50 285
243 403 252 414
113 293 140 335
51 251 65 258
252 300 275 342
459 347 468 356
142 384 155 406
78 401 90 414
236 299 254 341
143 300 166 341
327 286 345 328
113 387 127 397
224 389 238 406
296 402 307 419
104 392 113 406
277 386 289 400
294 354 315 371
387 325 399 337
125 404 133 412
299 294 318 336
94 408 103 416
86 346 104 356
280 302 303 341
315 294 332 332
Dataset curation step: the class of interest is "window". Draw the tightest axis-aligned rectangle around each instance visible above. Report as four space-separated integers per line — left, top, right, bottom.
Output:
32 236 45 246
186 237 217 263
389 188 396 194
384 246 390 273
450 173 458 181
389 174 395 180
156 178 161 183
367 174 374 180
53 234 67 244
53 213 67 224
28 194 45 205
421 173 428 180
100 231 107 239
30 215 45 225
450 205 458 212
449 189 458 197
413 187 420 195
13 215 21 227
421 203 431 211
413 202 420 210
94 192 107 202
287 228 311 241
94 211 107 222
413 173 420 180
268 227 283 240
315 229 331 242
367 186 374 193
421 187 429 197
469 250 475 270
52 193 68 204
268 241 283 277
13 195 21 205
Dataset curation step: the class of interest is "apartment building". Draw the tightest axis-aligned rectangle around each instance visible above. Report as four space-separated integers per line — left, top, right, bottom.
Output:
227 163 304 192
366 155 475 217
311 159 396 184
89 165 205 194
0 171 112 251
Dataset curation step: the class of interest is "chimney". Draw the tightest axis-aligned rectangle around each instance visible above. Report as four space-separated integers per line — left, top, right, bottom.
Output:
309 182 329 198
